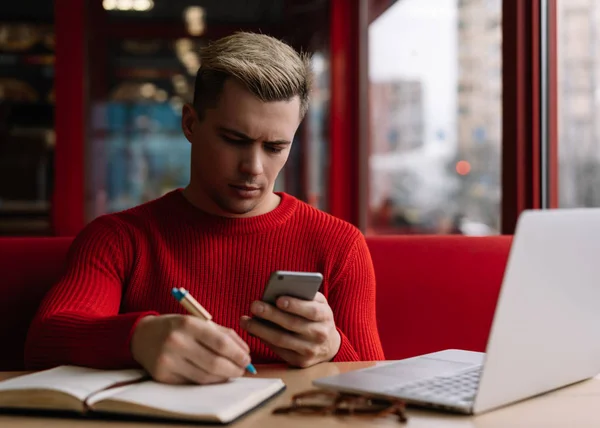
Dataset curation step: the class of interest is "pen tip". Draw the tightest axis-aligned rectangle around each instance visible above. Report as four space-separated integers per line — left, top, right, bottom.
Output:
171 288 185 301
247 364 257 375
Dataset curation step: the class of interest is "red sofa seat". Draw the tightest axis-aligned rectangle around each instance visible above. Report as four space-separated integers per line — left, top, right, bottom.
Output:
0 235 512 370
367 235 513 360
0 237 73 371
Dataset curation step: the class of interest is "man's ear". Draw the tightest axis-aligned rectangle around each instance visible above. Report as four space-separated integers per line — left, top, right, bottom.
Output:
181 103 198 143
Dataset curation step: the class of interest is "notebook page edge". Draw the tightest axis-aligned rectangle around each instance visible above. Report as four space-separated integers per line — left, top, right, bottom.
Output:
218 378 286 423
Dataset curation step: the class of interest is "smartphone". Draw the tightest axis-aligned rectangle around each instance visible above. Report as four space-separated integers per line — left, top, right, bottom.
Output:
262 270 324 305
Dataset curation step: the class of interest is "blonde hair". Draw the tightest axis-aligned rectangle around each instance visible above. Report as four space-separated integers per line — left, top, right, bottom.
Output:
193 32 312 120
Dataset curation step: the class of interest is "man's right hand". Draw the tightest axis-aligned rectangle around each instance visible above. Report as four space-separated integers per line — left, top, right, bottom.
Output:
130 314 251 385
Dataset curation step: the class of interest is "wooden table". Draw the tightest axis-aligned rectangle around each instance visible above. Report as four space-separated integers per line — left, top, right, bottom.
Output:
1 362 599 427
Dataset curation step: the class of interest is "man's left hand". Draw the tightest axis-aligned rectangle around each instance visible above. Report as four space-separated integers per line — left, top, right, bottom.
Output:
240 292 341 368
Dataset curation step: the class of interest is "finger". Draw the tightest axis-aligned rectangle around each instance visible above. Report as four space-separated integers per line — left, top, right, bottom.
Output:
250 301 311 335
266 343 313 368
274 296 330 322
168 372 190 384
170 328 247 378
313 292 327 303
152 364 189 385
188 340 248 379
186 318 251 370
220 325 250 353
177 357 229 385
240 315 312 355
153 353 226 385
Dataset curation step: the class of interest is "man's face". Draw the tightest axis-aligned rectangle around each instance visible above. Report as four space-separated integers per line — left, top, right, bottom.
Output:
182 78 301 217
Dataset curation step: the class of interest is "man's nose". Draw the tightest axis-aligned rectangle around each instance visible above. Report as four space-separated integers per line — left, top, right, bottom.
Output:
239 148 264 176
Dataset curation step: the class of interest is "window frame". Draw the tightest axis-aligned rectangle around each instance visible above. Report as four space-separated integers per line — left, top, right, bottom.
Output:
501 0 559 234
53 0 86 236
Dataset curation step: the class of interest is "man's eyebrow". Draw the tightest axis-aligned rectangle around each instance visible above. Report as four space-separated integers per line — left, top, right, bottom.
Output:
217 126 291 145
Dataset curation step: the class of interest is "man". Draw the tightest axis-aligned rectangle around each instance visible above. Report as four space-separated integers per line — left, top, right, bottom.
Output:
25 32 385 385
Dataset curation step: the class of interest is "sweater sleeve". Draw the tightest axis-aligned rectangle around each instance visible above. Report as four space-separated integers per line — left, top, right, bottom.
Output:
24 215 159 370
328 232 386 362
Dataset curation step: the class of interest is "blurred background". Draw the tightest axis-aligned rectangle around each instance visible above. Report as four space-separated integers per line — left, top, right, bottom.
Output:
0 0 591 237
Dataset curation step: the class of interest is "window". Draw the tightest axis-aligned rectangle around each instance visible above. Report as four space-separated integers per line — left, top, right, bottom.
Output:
83 1 332 219
558 0 600 208
367 0 502 235
0 5 55 236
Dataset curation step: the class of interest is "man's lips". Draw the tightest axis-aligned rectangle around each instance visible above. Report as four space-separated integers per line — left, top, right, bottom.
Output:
230 184 260 191
229 184 262 198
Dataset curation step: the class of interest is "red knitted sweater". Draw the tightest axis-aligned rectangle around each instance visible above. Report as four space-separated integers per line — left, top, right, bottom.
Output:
24 190 385 369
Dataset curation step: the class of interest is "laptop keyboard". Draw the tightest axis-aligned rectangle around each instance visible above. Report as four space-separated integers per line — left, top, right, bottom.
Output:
384 365 482 407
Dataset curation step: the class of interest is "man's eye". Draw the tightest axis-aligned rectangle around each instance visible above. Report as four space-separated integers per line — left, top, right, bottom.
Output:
265 145 284 153
222 136 244 144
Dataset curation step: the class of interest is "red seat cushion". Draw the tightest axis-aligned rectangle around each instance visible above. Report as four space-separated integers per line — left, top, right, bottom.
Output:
0 237 73 370
367 235 512 360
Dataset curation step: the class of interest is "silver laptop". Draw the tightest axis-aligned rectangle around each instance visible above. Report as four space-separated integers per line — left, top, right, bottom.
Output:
314 208 600 414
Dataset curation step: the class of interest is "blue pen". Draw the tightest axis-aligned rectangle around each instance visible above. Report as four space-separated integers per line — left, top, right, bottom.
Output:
171 287 257 375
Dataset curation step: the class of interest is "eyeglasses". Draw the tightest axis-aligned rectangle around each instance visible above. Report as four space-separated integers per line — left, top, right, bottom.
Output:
272 389 408 423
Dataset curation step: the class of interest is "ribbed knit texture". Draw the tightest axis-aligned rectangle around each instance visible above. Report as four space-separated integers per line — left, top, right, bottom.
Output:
24 190 385 369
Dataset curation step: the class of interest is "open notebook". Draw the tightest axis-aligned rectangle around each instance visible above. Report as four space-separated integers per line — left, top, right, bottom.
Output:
0 366 285 424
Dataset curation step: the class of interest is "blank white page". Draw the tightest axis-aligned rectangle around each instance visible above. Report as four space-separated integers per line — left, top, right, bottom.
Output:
0 366 146 401
87 377 285 421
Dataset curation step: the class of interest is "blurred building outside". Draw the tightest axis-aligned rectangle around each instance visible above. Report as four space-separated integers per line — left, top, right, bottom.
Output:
368 0 500 236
